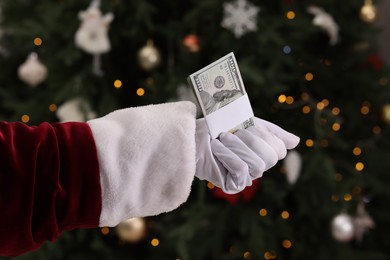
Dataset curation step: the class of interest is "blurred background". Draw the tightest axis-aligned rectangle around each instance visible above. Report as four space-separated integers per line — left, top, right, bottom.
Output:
1 0 390 259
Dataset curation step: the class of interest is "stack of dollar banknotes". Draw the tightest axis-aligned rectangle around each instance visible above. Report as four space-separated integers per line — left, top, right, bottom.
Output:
188 52 254 139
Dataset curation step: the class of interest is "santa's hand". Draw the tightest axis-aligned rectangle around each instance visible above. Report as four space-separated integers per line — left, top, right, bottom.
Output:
195 118 299 194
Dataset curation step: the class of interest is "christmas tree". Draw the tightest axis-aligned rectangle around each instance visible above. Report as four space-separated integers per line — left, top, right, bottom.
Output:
1 0 390 259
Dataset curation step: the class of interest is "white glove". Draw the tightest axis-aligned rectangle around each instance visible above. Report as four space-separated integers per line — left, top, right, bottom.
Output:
195 117 300 194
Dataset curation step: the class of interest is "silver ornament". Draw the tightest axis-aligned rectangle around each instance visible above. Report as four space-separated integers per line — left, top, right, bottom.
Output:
331 213 355 242
138 40 161 71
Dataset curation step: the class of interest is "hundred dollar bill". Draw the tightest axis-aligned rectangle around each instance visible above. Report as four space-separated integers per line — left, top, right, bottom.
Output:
187 52 254 136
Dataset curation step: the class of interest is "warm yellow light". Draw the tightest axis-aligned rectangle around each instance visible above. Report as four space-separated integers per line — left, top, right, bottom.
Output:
332 122 341 132
372 126 381 134
21 114 30 123
243 251 251 259
322 99 329 107
361 106 370 115
207 182 215 189
286 11 296 20
278 94 287 103
353 147 362 156
114 80 122 88
259 208 268 217
331 195 339 202
355 162 364 172
305 139 314 147
101 227 110 235
281 211 290 219
34 37 42 46
282 240 292 249
49 104 57 112
137 88 145 96
302 105 311 114
151 238 160 247
305 72 314 81
264 251 277 260
286 96 294 104
317 102 325 110
344 193 352 202
332 107 340 115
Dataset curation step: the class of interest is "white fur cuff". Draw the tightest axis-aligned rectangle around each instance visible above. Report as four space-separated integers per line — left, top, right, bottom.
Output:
87 101 197 227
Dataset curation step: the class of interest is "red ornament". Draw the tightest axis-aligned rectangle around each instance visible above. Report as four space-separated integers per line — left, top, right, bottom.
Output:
362 54 384 71
211 179 261 204
367 54 384 70
183 34 200 53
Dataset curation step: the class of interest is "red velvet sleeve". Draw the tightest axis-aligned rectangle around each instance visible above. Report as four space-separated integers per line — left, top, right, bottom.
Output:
0 121 102 256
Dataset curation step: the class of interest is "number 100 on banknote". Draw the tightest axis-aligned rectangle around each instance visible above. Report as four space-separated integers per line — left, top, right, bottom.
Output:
187 52 254 139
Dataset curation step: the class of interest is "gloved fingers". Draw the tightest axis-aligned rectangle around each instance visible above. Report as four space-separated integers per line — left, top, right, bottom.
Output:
248 125 288 160
211 139 252 191
218 132 266 179
224 173 252 194
254 118 300 150
234 129 279 171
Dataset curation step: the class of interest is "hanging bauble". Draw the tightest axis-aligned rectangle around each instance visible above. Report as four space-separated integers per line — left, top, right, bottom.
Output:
138 40 162 71
18 52 48 87
183 34 201 52
75 0 114 76
331 213 355 242
75 0 114 55
283 150 302 185
382 104 390 125
222 0 260 38
56 98 97 122
360 0 377 24
211 179 261 204
354 202 375 243
116 217 147 243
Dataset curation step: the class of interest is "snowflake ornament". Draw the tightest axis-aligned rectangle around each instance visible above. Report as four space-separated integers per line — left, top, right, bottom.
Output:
222 0 260 38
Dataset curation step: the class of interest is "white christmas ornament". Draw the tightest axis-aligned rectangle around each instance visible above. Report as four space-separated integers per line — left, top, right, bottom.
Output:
222 0 260 38
56 98 97 122
283 150 302 185
18 52 48 87
137 40 162 71
307 6 339 46
331 213 355 242
354 202 375 243
75 0 114 75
